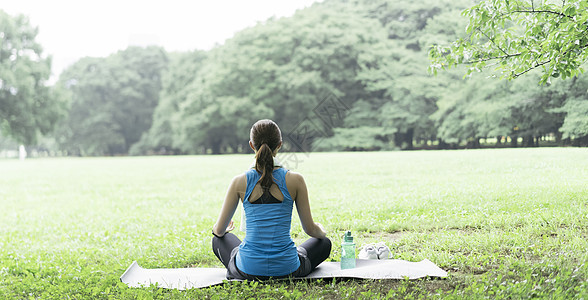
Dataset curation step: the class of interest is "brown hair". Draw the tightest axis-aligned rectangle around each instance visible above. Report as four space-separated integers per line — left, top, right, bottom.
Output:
250 119 282 190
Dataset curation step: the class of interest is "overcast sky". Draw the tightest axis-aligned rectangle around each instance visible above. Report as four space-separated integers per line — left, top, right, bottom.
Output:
2 0 321 81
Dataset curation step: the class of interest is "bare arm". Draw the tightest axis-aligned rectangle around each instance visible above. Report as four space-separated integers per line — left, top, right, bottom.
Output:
289 172 327 239
212 174 243 237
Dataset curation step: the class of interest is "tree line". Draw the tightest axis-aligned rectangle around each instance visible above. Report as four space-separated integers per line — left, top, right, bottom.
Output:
1 0 587 156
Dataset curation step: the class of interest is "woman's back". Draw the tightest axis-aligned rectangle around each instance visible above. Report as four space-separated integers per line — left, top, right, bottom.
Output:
212 119 330 280
236 168 300 276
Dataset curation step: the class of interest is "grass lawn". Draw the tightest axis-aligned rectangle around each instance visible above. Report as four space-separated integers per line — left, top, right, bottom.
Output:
0 148 587 299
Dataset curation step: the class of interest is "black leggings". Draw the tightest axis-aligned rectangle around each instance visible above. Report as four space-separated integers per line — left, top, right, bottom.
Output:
212 233 331 274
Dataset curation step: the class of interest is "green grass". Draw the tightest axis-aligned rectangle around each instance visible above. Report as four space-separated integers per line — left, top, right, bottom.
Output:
1 148 587 299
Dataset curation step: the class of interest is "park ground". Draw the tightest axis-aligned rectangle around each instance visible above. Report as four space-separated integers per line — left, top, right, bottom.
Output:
0 148 587 299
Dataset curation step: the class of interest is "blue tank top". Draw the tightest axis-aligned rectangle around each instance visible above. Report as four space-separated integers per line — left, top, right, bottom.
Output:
235 168 300 276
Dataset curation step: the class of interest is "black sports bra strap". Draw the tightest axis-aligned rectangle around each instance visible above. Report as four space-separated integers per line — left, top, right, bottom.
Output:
251 188 282 204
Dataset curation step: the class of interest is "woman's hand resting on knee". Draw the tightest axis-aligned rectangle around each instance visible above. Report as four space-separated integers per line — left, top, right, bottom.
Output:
213 220 235 238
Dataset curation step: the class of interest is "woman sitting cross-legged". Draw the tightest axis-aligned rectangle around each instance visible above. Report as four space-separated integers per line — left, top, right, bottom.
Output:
212 119 331 280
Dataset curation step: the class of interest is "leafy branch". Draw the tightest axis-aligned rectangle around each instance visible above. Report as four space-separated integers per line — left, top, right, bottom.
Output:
509 10 574 19
429 0 588 83
465 52 523 64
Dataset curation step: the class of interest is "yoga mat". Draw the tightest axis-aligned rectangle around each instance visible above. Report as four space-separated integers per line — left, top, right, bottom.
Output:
120 259 448 290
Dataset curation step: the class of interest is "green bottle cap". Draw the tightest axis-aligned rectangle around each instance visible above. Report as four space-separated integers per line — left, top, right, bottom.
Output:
344 231 353 243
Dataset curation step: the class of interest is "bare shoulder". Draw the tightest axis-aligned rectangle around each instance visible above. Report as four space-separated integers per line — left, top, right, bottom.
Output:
232 173 246 187
230 173 247 198
232 173 246 181
285 170 305 200
285 170 304 183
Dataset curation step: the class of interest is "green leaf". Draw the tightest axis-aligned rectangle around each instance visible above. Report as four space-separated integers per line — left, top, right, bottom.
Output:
565 6 576 16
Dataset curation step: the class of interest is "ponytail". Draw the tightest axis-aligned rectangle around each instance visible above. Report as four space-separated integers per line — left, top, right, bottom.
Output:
255 143 274 190
250 119 282 190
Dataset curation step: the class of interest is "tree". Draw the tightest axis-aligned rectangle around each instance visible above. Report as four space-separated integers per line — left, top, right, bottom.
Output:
429 0 588 84
55 46 168 155
557 98 588 145
548 76 588 145
0 10 64 145
130 50 208 155
129 0 587 153
351 0 471 149
432 73 564 148
144 2 390 154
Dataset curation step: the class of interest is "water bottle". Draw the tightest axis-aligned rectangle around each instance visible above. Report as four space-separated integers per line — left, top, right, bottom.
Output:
341 231 356 269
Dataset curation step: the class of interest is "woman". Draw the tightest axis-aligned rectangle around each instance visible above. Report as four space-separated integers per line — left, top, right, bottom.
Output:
212 119 331 280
